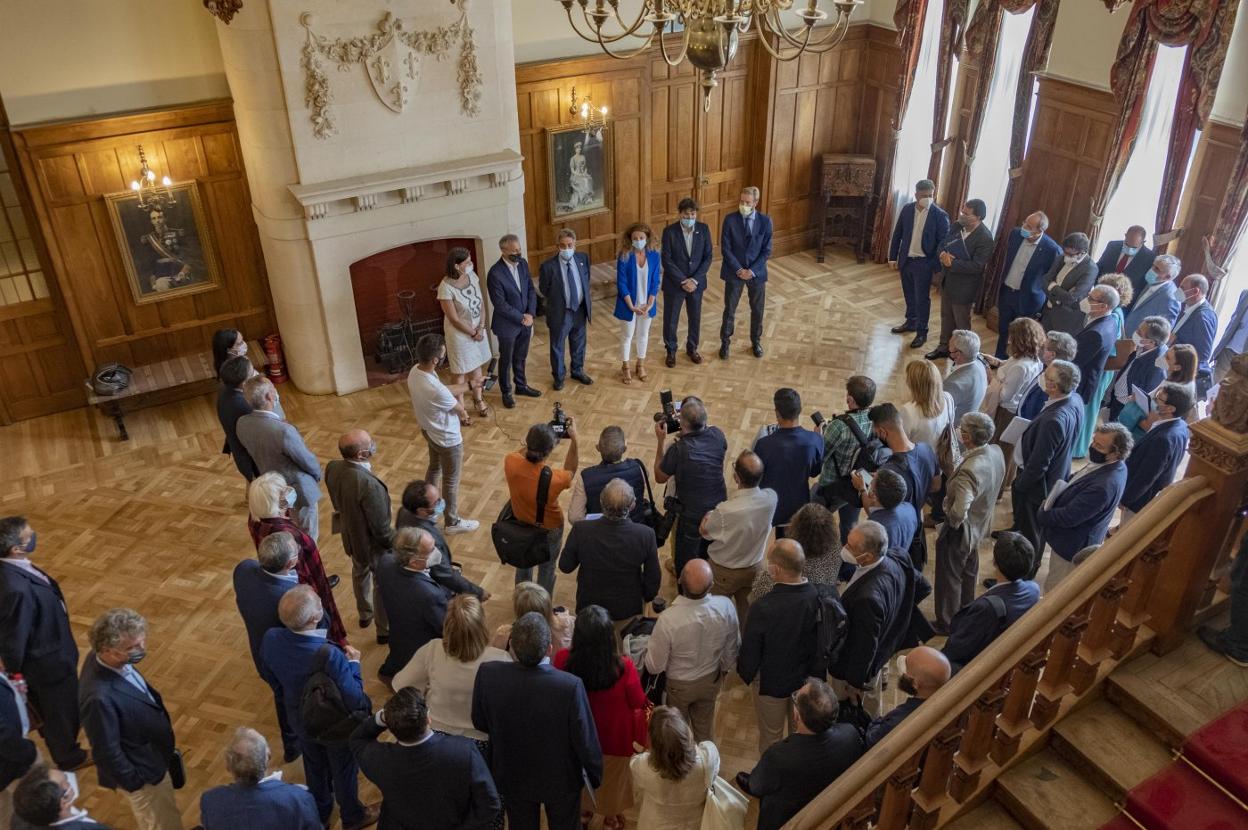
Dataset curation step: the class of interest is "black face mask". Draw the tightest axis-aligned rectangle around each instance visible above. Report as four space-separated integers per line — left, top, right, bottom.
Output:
898 674 918 696
506 253 522 264
1088 448 1108 464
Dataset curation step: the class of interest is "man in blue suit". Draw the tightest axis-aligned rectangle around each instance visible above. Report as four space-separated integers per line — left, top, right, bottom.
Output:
719 186 773 359
1123 254 1183 334
942 532 1040 672
486 233 540 409
0 516 90 772
1010 360 1084 572
232 532 304 763
260 586 378 830
472 612 602 830
1213 289 1248 384
1095 225 1155 301
200 728 320 830
1073 284 1122 407
888 179 951 349
1108 316 1170 421
1121 383 1192 520
1038 423 1130 590
1017 331 1078 420
1172 274 1218 397
993 211 1061 358
78 608 180 829
376 527 449 683
537 229 593 391
661 197 713 366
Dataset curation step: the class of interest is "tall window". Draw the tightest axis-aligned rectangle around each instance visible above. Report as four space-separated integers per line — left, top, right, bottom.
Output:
1215 224 1248 339
965 7 1037 230
886 0 948 225
1095 45 1192 251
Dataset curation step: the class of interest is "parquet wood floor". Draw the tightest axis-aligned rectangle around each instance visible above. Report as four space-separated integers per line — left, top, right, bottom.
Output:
0 249 1006 829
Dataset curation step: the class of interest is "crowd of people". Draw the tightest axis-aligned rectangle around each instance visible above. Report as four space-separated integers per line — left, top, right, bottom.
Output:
1 179 1241 830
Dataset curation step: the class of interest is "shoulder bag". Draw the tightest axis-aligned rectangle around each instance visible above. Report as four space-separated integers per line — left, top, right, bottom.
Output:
491 466 555 568
701 753 748 830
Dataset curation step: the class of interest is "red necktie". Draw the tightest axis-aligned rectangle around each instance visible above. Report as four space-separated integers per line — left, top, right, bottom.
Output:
1116 254 1130 272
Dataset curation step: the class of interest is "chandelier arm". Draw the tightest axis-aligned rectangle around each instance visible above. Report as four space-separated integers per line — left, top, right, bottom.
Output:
753 12 814 60
594 23 659 59
607 1 652 36
564 3 650 44
765 10 851 52
656 25 692 66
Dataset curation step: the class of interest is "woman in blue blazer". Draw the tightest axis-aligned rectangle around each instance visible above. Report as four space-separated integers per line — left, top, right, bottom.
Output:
614 223 662 384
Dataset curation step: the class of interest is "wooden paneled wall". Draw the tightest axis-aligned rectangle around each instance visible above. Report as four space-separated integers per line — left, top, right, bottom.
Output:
11 102 273 372
1173 120 1243 272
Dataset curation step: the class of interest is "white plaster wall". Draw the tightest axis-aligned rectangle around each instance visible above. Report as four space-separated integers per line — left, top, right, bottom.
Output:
1043 1 1131 91
1212 5 1248 126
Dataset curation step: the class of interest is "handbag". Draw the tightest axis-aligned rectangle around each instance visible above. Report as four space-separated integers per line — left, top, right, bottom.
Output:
935 415 962 479
491 466 554 568
168 748 187 789
701 758 748 830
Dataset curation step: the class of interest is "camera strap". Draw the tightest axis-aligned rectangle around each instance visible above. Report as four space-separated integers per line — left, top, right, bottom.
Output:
535 465 553 526
633 458 657 507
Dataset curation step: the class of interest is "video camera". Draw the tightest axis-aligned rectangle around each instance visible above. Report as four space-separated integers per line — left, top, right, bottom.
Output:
653 389 681 434
549 402 570 440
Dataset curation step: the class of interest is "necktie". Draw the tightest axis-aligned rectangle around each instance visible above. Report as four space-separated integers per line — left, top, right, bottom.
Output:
1116 254 1130 272
125 667 155 703
564 260 579 310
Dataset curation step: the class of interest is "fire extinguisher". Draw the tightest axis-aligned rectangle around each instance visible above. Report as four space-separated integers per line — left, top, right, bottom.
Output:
263 333 289 385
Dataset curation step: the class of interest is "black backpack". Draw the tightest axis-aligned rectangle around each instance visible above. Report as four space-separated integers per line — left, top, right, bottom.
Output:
811 583 849 678
299 645 363 746
837 413 892 476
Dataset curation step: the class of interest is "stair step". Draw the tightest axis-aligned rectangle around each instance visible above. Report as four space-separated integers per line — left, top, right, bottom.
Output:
944 799 1026 830
1052 699 1173 797
996 749 1119 830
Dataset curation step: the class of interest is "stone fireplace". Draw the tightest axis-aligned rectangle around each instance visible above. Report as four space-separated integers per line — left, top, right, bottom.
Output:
211 0 524 393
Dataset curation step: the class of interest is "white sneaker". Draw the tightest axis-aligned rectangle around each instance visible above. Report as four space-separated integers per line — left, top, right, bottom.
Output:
445 518 480 534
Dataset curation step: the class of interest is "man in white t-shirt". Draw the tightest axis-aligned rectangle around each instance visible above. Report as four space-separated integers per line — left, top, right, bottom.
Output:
407 334 480 534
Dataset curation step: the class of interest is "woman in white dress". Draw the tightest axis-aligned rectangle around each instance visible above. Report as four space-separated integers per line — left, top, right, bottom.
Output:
569 141 593 207
900 359 955 447
631 706 719 830
614 223 662 384
437 248 492 422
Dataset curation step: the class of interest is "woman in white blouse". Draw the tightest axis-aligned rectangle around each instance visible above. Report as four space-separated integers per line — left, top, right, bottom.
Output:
981 316 1046 431
631 706 719 830
613 223 662 384
392 594 509 742
899 359 955 447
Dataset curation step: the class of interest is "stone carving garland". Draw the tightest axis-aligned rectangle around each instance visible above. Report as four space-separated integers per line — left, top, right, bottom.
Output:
299 3 483 139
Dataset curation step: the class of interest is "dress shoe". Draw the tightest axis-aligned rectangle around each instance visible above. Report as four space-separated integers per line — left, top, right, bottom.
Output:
63 751 93 772
1198 625 1248 666
925 347 950 360
752 342 764 358
553 377 565 391
910 333 927 349
665 350 676 368
571 371 594 385
327 575 340 589
719 342 730 360
891 323 916 334
734 771 753 796
282 746 302 764
343 803 382 830
687 350 703 364
502 394 516 409
515 385 542 397
359 616 373 629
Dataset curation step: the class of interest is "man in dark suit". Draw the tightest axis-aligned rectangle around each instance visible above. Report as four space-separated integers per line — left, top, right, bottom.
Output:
0 517 90 771
2 657 38 825
1095 225 1155 301
216 355 259 481
1108 317 1170 421
12 762 115 830
1039 232 1099 338
352 687 500 830
942 532 1040 672
260 586 377 830
376 528 450 682
232 531 303 762
718 186 773 360
200 728 320 830
395 480 489 600
661 197 713 365
1010 360 1084 568
927 198 993 360
863 647 950 749
486 233 540 409
325 429 396 643
472 612 602 830
558 478 660 630
1038 423 1130 590
889 179 951 349
237 375 322 540
992 211 1061 358
1016 331 1078 420
1122 383 1192 519
1124 254 1183 334
1213 289 1248 384
1073 284 1122 408
1173 274 1218 397
736 679 863 830
78 608 180 829
863 469 918 562
537 228 594 390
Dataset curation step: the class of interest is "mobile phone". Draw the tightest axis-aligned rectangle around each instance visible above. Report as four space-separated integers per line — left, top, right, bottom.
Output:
855 469 873 490
811 411 825 428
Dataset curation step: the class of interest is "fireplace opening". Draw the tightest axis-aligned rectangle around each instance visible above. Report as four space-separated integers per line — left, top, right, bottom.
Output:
349 237 478 387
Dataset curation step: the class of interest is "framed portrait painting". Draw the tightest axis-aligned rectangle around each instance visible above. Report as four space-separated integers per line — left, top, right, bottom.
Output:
547 123 612 222
104 181 223 305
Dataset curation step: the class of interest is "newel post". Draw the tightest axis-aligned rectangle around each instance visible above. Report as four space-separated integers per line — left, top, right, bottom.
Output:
1149 362 1248 652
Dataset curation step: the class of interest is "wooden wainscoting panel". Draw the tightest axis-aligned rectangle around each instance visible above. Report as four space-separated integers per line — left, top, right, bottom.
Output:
1173 120 1242 270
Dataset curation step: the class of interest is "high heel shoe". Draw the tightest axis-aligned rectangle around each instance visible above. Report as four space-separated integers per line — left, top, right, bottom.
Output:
621 361 633 384
634 357 647 381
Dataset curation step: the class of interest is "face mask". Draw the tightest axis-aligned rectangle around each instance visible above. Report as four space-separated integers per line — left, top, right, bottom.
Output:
957 216 971 228
22 531 36 555
461 262 475 275
840 548 860 567
1184 289 1200 304
1144 270 1160 285
1018 227 1033 239
1064 254 1081 265
1132 332 1151 350
284 489 297 508
126 647 147 665
558 248 575 261
229 342 248 358
632 238 647 250
425 550 443 569
430 498 446 518
1088 448 1108 464
917 197 933 210
506 253 522 264
1079 297 1093 314
898 675 918 696
680 217 696 229
739 204 753 217
1122 245 1139 256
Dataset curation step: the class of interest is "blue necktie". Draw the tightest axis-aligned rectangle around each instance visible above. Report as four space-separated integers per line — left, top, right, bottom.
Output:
124 666 155 703
564 260 579 310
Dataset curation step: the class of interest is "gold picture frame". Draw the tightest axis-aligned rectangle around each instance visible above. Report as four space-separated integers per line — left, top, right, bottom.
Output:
104 181 223 305
547 123 612 223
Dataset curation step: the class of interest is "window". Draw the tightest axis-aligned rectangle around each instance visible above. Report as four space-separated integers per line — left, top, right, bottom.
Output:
965 7 1037 230
886 0 949 227
1215 224 1248 340
1094 45 1192 252
0 150 49 307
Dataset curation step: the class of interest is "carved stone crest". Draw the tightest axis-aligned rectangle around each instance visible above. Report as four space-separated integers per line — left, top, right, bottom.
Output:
1212 353 1248 433
204 0 244 25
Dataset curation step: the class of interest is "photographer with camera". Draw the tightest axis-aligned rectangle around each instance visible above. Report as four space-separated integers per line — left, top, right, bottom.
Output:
502 416 580 594
653 396 728 579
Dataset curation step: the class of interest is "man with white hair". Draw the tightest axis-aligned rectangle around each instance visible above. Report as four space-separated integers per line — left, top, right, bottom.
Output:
199 727 320 829
718 186 773 360
1172 273 1218 397
944 330 988 420
236 375 322 540
376 527 450 684
1123 253 1183 333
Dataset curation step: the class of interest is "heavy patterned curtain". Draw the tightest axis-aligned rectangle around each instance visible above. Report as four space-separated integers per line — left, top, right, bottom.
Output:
928 0 972 181
1088 0 1242 245
1207 116 1248 308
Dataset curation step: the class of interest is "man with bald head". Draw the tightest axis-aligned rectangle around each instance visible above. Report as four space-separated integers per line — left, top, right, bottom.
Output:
864 647 950 749
701 449 777 623
739 539 823 752
994 210 1061 359
644 559 739 742
325 429 396 644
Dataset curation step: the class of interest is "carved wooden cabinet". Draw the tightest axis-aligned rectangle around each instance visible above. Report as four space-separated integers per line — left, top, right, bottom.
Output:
816 153 876 264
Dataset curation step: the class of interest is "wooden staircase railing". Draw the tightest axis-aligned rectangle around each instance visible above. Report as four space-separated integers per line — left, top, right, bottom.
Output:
786 475 1216 830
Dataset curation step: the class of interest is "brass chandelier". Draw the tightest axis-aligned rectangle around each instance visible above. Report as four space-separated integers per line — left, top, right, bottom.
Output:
556 0 862 109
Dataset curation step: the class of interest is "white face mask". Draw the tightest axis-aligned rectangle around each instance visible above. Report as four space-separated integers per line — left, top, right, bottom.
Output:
632 238 647 250
840 548 860 567
229 341 248 358
423 550 443 570
1064 254 1082 265
558 248 575 261
1132 332 1151 350
739 204 754 217
1079 297 1093 314
917 196 933 210
461 262 475 275
284 489 297 508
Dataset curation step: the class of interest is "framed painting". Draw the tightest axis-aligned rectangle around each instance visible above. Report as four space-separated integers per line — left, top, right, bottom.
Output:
547 123 612 222
104 181 223 305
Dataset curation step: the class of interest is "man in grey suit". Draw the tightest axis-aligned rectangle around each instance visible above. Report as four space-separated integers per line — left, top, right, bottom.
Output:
1039 232 1099 337
237 376 322 540
1123 253 1184 334
927 199 993 360
944 330 988 420
325 429 396 643
936 412 1005 632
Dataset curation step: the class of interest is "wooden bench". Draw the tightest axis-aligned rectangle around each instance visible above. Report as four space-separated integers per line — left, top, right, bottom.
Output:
86 340 264 441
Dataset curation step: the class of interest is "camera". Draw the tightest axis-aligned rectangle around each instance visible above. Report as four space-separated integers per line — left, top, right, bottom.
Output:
549 402 570 440
811 411 825 428
653 389 682 434
654 495 683 546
